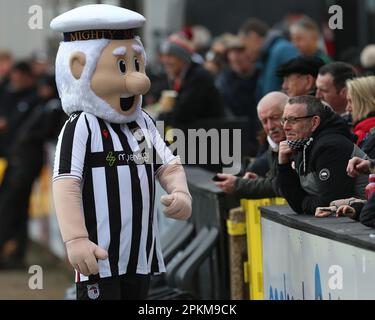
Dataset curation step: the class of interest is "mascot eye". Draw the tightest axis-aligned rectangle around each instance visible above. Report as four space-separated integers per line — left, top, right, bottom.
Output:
134 58 140 72
118 59 126 74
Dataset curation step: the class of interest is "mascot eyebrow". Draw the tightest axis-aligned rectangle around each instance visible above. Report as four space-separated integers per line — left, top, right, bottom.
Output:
113 46 127 56
112 45 142 57
132 44 143 54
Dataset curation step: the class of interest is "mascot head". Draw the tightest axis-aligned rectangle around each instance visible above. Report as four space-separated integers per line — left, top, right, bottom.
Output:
50 4 151 123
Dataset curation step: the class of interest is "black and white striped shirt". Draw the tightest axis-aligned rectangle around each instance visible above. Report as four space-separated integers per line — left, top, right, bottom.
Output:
53 110 175 282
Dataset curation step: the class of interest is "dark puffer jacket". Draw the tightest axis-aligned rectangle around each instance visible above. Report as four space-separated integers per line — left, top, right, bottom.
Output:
158 62 224 129
277 108 367 215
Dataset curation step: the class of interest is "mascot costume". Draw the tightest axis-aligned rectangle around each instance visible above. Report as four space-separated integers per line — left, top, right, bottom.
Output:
50 4 192 300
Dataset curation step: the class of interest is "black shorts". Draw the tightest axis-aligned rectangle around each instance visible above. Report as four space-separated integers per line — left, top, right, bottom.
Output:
76 273 150 300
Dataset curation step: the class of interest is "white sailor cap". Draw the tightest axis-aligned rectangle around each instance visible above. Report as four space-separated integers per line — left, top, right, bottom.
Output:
50 4 145 42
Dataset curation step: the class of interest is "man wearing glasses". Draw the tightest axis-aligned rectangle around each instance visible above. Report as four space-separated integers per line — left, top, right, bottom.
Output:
277 95 367 215
215 91 288 198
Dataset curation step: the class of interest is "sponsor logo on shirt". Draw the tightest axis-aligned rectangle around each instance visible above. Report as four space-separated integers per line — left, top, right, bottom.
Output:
87 283 100 300
106 151 116 167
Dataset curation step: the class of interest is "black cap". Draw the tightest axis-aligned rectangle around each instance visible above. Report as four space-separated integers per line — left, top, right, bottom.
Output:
276 56 325 78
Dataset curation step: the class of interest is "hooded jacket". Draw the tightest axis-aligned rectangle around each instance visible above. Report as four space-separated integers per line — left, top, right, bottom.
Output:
277 108 367 215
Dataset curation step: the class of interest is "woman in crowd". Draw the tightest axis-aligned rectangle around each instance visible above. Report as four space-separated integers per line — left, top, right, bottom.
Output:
346 75 375 157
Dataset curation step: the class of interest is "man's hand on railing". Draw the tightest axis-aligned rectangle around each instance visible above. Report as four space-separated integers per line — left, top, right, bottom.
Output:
242 172 258 180
214 173 236 194
315 206 337 217
336 205 357 219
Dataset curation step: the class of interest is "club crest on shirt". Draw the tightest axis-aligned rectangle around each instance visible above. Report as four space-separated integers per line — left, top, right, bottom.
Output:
319 168 330 181
69 113 79 123
87 283 100 300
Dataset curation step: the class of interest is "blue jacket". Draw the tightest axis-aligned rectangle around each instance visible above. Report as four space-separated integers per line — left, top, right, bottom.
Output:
256 31 299 101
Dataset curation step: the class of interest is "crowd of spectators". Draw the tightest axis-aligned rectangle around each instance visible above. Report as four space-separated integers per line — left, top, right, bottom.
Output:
2 11 375 270
150 15 375 230
0 50 66 269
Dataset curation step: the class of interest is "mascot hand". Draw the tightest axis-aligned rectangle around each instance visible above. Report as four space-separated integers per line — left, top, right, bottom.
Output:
65 238 108 276
160 192 192 220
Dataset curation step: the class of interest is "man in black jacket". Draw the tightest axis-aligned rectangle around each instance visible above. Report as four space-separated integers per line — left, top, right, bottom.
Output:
158 33 224 129
278 95 366 215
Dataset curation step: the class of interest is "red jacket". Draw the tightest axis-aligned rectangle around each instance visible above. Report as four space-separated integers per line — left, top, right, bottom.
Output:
353 116 375 146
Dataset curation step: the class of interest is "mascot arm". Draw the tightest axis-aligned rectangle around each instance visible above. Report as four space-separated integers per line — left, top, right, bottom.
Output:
53 178 108 276
157 159 192 220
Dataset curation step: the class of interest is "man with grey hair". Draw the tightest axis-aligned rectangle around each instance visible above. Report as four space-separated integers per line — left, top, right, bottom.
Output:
278 95 367 215
215 91 287 198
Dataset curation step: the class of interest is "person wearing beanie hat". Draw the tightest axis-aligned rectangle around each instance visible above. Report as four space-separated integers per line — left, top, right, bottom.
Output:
160 34 194 64
276 56 325 97
50 4 192 300
159 33 194 91
158 33 224 128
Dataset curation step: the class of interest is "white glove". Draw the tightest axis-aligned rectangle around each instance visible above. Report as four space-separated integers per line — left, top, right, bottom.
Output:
161 191 192 220
65 238 108 276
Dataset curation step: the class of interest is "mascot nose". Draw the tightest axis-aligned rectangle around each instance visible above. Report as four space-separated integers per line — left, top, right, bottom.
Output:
125 72 151 95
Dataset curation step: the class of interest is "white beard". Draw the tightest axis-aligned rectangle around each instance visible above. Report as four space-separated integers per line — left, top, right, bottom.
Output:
60 87 143 124
55 39 142 124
